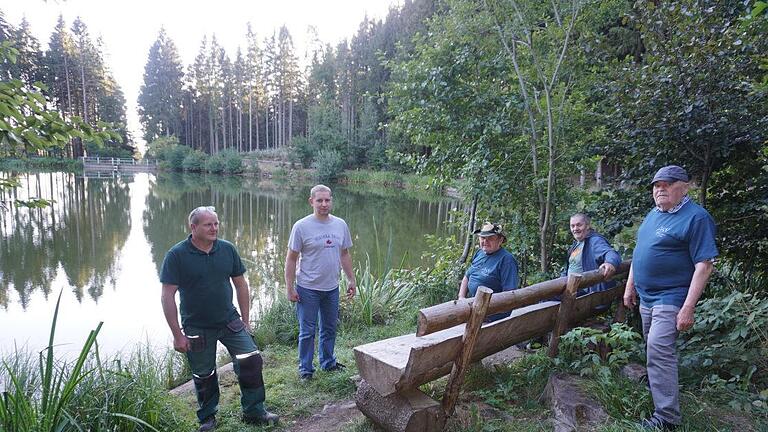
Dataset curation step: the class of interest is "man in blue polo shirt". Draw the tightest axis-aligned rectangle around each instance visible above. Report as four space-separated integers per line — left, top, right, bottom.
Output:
624 165 718 431
457 222 520 322
160 206 278 431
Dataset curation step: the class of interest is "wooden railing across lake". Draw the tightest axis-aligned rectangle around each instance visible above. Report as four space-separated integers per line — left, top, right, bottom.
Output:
81 157 158 173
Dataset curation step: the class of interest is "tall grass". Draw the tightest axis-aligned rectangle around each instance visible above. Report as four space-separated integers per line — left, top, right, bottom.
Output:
341 254 419 326
0 291 194 431
0 290 102 431
69 345 194 431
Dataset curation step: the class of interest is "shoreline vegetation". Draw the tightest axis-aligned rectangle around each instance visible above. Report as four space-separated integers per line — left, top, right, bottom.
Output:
0 154 452 197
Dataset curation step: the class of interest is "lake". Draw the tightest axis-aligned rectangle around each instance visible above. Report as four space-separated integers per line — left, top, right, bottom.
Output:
0 171 459 357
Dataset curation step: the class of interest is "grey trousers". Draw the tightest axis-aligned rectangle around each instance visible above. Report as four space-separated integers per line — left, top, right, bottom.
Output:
640 305 682 425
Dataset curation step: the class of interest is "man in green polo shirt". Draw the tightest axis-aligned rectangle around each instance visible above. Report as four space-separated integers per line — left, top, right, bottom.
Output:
160 206 278 431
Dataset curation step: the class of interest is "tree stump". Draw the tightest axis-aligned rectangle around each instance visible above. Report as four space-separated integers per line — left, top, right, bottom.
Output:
355 379 446 432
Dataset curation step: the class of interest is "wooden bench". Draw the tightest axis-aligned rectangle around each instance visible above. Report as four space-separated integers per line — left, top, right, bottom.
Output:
353 261 630 432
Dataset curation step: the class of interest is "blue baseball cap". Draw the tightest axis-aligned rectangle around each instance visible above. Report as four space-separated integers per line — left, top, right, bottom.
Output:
651 165 689 185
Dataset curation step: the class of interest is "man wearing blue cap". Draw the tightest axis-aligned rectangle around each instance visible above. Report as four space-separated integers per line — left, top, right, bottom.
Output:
624 165 718 431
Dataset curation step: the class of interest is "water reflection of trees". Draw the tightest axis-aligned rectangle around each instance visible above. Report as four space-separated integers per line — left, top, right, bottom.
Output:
0 172 132 309
143 174 459 313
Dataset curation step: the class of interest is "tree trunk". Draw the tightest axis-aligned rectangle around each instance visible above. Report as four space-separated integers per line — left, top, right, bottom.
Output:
248 93 253 152
288 98 293 146
458 195 478 265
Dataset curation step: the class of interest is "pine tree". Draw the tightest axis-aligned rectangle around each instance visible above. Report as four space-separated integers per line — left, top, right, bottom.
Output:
138 28 184 144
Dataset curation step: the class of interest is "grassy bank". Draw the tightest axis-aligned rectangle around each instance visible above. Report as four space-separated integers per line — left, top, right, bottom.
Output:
0 157 83 172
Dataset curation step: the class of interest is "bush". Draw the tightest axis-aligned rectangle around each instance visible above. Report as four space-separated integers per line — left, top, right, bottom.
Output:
145 136 180 160
69 347 195 431
164 145 191 171
0 157 82 171
395 234 464 307
182 150 207 172
312 149 344 181
340 255 419 326
291 136 317 168
205 153 225 174
219 149 244 174
555 323 643 378
0 291 191 431
680 290 768 393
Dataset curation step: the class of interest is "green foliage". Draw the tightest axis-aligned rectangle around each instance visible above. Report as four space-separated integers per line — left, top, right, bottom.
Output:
312 149 344 182
679 290 768 396
469 351 555 411
596 0 768 274
205 152 225 173
340 255 418 327
84 140 133 159
291 135 317 168
395 234 464 307
144 135 180 159
0 41 121 160
69 347 194 431
138 29 184 144
152 141 192 172
555 323 643 378
252 296 299 347
181 149 207 172
584 373 654 421
0 157 82 172
219 149 244 174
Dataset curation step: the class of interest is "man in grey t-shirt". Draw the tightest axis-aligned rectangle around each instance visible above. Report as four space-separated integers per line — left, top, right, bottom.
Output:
284 184 356 380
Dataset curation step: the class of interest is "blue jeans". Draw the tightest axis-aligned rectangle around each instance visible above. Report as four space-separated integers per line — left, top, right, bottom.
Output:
296 285 340 375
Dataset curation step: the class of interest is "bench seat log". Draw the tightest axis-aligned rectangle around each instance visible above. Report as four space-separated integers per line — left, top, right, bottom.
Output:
354 285 623 397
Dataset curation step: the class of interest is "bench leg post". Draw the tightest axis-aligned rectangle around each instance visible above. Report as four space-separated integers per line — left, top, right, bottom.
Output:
548 274 582 357
441 286 492 416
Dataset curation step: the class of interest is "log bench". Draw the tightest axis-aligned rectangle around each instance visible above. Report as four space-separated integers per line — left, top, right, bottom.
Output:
353 261 630 432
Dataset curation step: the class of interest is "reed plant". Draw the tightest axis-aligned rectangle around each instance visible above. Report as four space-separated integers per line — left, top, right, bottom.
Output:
68 345 194 431
340 255 419 326
0 291 192 431
0 291 101 431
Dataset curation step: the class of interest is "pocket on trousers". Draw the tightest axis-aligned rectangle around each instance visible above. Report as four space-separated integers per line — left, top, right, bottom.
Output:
226 319 246 333
187 334 206 352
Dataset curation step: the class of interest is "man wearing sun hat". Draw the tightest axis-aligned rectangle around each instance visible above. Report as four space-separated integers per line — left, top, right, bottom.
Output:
624 165 718 431
457 222 520 322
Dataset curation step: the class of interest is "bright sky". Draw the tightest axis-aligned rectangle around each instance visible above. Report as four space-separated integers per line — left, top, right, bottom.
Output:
0 0 401 150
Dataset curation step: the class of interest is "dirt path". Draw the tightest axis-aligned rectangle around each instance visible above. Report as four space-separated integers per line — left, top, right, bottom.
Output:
286 399 364 432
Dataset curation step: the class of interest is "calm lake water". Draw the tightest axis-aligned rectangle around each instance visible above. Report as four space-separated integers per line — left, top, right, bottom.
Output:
0 171 459 357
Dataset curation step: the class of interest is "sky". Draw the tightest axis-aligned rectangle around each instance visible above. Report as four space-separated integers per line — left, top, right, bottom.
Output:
0 0 401 151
